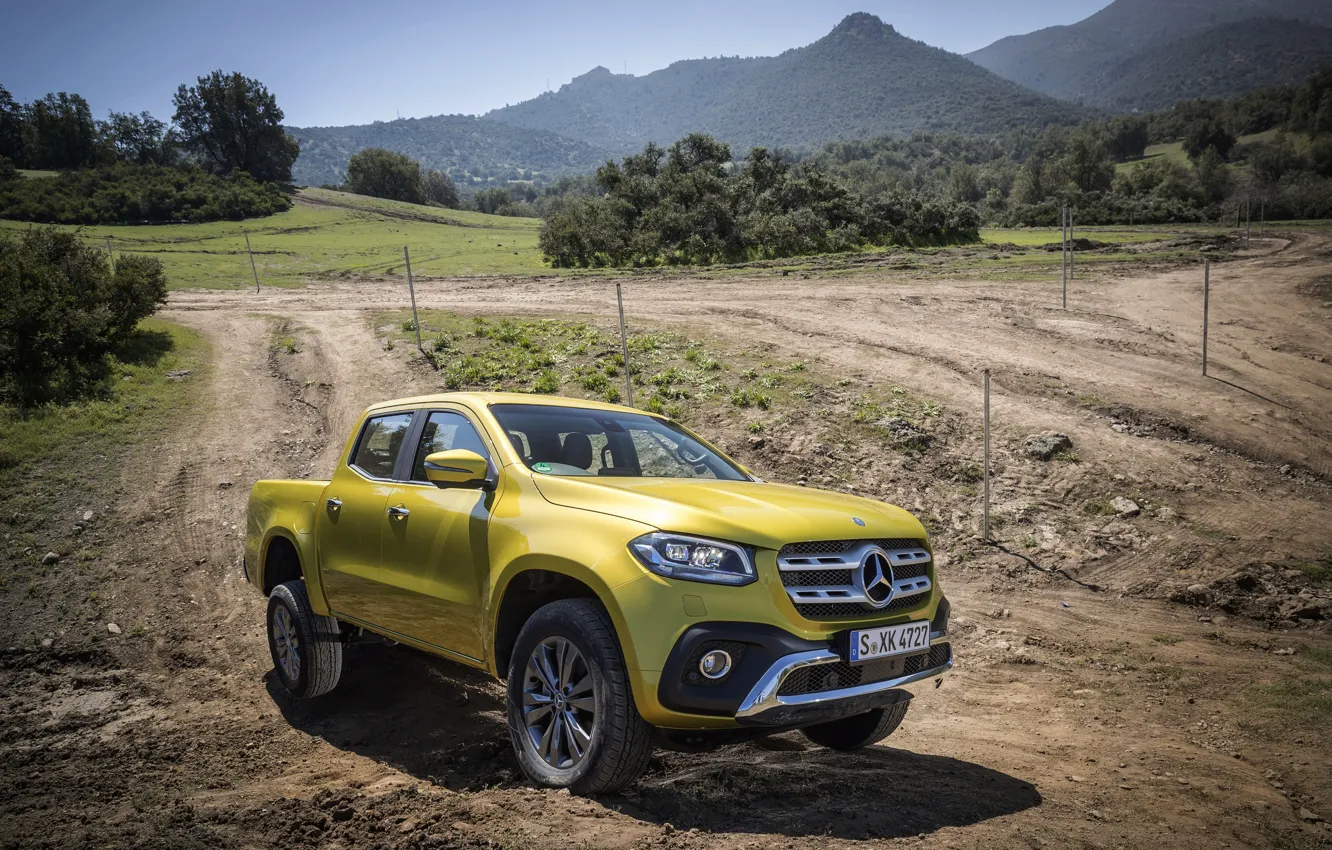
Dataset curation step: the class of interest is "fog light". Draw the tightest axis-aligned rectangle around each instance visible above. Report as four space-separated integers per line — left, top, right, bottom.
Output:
699 649 732 680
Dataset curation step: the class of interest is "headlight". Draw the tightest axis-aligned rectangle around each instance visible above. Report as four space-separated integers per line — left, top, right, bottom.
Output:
629 532 756 586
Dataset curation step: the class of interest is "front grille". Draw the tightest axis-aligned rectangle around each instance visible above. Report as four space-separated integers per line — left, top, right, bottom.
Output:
794 592 930 621
782 569 854 588
777 642 951 697
778 538 934 621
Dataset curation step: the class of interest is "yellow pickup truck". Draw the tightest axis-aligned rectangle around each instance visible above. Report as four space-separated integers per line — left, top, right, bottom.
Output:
245 392 951 793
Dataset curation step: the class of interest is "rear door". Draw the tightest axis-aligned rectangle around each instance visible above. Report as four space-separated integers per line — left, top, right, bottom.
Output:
375 407 498 662
317 410 415 620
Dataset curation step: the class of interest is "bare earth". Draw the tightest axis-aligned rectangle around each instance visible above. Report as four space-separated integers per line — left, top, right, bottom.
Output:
4 230 1332 848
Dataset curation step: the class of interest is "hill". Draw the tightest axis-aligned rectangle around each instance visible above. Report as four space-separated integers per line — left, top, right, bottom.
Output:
1094 19 1332 112
968 0 1332 107
485 13 1088 155
287 115 612 188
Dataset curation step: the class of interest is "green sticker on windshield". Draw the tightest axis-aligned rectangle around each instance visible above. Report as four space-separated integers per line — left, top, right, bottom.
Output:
533 462 552 473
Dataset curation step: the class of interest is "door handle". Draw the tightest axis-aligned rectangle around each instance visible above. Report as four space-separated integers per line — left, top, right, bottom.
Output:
387 505 410 518
326 498 342 509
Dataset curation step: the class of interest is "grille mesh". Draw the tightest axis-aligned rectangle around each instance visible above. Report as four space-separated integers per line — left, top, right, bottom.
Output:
782 569 854 588
777 642 951 697
795 591 930 620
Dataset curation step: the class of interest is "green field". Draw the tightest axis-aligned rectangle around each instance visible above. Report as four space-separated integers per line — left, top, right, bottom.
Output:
0 188 546 289
980 227 1175 246
16 169 60 179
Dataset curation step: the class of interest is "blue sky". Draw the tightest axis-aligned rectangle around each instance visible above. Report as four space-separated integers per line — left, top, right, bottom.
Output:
1 0 1110 127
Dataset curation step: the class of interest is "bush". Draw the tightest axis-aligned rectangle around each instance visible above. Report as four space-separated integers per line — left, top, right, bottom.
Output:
0 227 167 405
0 163 289 224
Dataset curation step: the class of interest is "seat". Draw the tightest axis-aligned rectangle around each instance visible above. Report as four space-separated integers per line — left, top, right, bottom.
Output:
561 432 593 470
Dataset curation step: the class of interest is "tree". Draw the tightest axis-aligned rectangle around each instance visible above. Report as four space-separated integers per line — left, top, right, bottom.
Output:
0 227 167 405
106 111 172 165
1194 146 1230 205
0 84 23 165
948 162 982 202
1316 91 1332 137
473 187 513 215
22 92 101 169
1103 117 1149 162
345 147 424 203
423 168 459 207
172 71 299 183
1062 127 1114 193
1182 119 1236 161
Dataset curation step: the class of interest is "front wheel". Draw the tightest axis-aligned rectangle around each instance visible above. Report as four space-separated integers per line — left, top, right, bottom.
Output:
801 699 911 750
505 598 654 794
267 580 344 698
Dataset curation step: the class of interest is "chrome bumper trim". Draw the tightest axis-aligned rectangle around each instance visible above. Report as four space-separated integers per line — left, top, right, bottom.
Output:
734 635 952 720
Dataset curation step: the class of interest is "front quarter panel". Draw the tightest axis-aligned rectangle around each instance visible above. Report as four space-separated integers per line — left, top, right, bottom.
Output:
245 479 331 612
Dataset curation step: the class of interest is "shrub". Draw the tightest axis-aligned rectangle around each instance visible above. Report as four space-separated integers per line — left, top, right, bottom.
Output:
0 227 168 405
0 163 289 224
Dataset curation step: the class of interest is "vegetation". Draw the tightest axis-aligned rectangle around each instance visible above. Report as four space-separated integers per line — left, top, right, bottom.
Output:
0 188 545 289
539 133 979 268
0 163 290 224
0 227 167 405
344 147 459 207
172 71 299 184
967 0 1332 108
287 114 610 190
486 14 1086 156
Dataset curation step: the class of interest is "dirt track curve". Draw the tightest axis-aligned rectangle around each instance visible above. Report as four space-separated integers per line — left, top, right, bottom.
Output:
4 229 1331 848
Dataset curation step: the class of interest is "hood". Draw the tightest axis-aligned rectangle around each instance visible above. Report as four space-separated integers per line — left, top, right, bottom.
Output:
530 475 927 550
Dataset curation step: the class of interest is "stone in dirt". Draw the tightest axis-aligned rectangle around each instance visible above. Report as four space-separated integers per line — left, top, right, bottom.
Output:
218 481 234 489
1170 584 1213 606
106 623 122 635
1023 433 1072 461
875 417 932 449
1110 497 1141 517
41 552 60 565
1301 808 1324 823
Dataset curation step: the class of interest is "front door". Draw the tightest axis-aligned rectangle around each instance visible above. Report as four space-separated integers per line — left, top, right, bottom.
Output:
317 410 414 620
377 409 496 661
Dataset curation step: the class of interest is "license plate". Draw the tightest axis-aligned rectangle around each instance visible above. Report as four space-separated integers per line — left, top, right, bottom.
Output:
848 621 931 664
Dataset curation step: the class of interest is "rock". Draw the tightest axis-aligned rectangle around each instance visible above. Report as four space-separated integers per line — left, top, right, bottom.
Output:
1273 647 1295 656
165 369 192 380
663 823 676 835
41 552 60 565
81 510 95 522
1171 584 1213 606
1110 497 1141 517
747 436 765 449
1023 433 1073 461
1301 808 1324 823
217 480 234 490
41 638 53 648
106 623 122 635
331 807 354 823
875 417 932 450
1154 507 1178 521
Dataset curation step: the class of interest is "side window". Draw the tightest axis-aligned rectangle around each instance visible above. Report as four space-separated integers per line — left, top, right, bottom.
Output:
411 411 490 481
628 428 721 479
350 413 414 479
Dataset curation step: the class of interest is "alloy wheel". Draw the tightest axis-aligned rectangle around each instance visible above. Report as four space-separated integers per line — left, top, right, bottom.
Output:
522 636 596 769
272 604 301 682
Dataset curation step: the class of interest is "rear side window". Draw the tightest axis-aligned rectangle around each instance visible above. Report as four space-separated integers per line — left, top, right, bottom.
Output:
411 411 490 481
350 413 413 479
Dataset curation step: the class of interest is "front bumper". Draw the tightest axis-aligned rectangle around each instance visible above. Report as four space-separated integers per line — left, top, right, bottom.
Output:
735 634 952 726
654 598 952 728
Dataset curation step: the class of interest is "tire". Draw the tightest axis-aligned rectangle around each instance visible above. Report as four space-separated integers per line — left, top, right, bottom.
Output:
267 580 344 699
505 598 654 794
801 699 911 751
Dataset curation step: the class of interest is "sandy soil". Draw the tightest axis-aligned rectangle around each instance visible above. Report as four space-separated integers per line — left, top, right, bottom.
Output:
3 230 1331 848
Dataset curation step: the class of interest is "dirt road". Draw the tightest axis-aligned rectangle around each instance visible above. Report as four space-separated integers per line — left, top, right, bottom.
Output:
4 230 1330 848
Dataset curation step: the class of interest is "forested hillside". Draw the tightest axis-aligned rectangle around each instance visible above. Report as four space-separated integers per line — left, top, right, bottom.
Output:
486 13 1087 155
287 115 612 188
968 0 1332 107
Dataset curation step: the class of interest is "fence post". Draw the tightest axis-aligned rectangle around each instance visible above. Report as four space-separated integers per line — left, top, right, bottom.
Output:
1260 196 1265 238
1069 209 1074 282
982 369 991 542
244 231 260 293
1246 196 1251 249
403 246 423 354
104 236 114 269
1061 206 1068 309
1202 259 1210 377
616 282 634 407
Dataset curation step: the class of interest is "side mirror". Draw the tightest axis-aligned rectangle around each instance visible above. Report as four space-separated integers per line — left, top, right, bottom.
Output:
423 449 490 488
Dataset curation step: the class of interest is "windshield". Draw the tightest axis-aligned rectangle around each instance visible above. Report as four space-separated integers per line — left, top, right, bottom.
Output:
489 404 749 480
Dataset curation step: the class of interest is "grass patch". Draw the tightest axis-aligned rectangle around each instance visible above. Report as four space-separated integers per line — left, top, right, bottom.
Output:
1296 557 1332 584
1246 679 1332 726
0 187 545 290
1152 634 1184 645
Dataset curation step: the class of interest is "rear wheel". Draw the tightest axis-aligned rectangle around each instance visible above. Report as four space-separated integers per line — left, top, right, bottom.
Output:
505 598 654 794
801 699 911 750
267 580 344 698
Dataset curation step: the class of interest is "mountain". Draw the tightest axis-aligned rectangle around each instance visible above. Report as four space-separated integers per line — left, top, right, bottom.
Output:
1093 18 1332 112
287 115 612 187
968 0 1332 107
484 13 1088 155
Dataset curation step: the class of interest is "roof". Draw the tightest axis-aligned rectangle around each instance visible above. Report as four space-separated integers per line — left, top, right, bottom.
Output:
364 391 654 417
